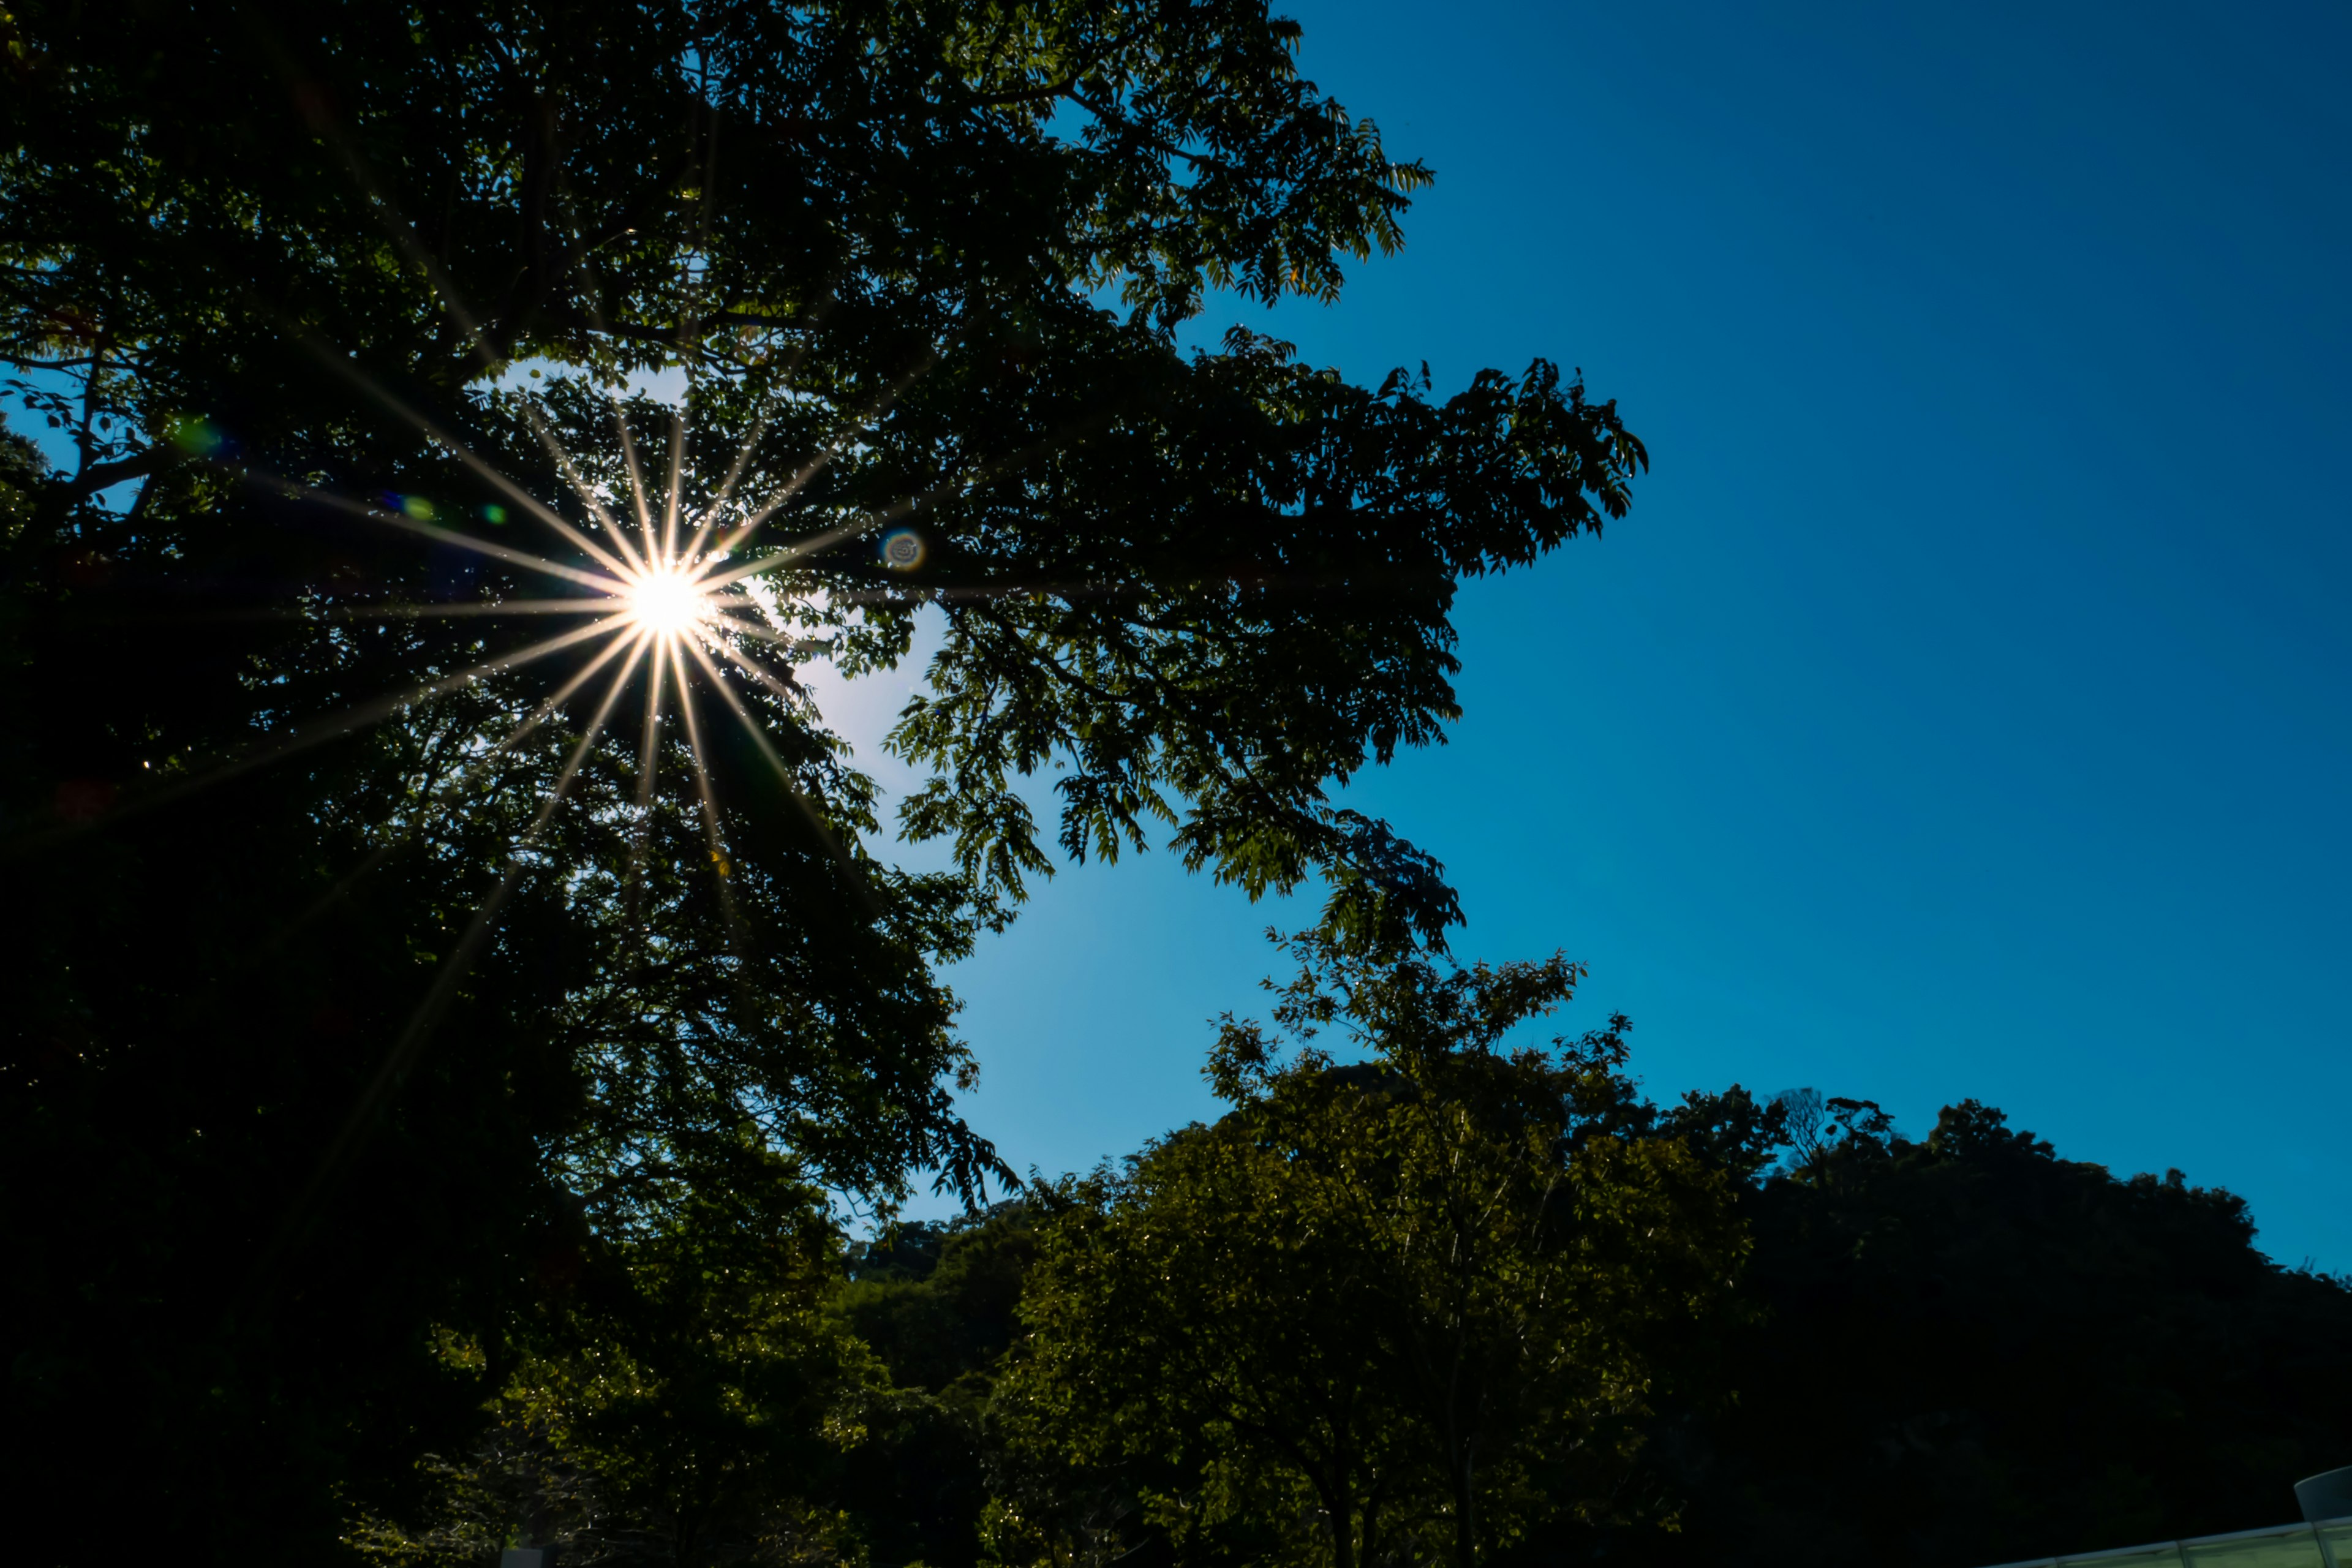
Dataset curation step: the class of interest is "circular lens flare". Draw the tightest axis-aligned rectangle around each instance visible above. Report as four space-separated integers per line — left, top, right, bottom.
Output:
625 568 709 636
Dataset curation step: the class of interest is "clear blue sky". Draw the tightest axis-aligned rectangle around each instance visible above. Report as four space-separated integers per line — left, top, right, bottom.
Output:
21 3 2343 1264
858 0 2352 1267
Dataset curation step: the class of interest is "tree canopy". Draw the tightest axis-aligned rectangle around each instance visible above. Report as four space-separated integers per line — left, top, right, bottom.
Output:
990 936 1752 1568
1634 1098 2352 1568
0 3 1643 1560
4 0 1640 959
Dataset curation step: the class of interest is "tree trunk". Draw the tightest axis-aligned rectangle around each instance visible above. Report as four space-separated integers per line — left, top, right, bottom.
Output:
1324 1468 1357 1568
1451 1456 1476 1568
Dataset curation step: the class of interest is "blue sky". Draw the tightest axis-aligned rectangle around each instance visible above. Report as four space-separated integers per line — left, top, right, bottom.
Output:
18 3 2345 1265
858 0 2352 1266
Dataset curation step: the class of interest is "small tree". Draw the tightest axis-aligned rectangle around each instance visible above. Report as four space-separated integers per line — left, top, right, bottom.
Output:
357 1140 877 1567
995 937 1749 1568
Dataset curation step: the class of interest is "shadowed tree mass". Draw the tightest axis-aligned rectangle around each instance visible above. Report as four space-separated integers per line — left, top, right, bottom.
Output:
0 1 1638 1559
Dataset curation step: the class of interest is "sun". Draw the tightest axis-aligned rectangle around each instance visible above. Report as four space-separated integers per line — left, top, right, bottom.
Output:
623 565 712 636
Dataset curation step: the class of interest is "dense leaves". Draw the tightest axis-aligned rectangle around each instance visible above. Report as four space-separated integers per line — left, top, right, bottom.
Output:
902 1065 2352 1568
1638 1099 2352 1568
360 1150 870 1565
990 937 1749 1568
881 341 1640 948
1 4 1649 1560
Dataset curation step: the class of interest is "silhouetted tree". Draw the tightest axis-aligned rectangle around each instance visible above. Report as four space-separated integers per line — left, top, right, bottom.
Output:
992 938 1747 1568
831 1205 1042 1568
2 5 1645 1559
1633 1101 2352 1568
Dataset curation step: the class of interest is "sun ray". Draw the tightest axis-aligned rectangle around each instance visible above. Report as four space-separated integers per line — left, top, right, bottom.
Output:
699 616 798 651
358 505 625 595
135 622 656 1026
696 589 773 617
821 576 1177 611
692 285 839 534
515 399 654 578
15 616 630 856
668 639 750 941
697 400 783 548
258 113 660 583
317 598 612 622
679 630 884 916
67 598 615 631
694 624 811 707
442 622 651 795
606 389 662 542
704 612 820 655
543 636 655 830
284 326 645 583
619 620 671 925
692 426 1084 597
820 569 1360 609
350 622 649 852
265 631 646 1278
228 463 626 595
698 351 939 561
335 625 652 889
662 405 689 565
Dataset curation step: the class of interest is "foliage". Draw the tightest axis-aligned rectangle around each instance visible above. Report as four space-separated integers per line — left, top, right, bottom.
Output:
0 423 40 532
991 936 1749 1568
831 1206 1043 1568
837 1205 1039 1398
803 1063 2352 1568
1633 1099 2352 1568
355 1144 876 1567
359 1196 1044 1568
0 2 1645 1559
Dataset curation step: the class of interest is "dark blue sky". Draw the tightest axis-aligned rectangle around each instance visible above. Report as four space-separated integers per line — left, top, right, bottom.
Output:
855 0 2352 1265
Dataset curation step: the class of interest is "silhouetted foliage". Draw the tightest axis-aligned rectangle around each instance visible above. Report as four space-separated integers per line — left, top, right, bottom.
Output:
989 937 1750 1568
832 1205 1041 1568
0 3 1644 1560
355 1147 870 1566
799 1083 2352 1568
838 1204 1039 1396
1624 1101 2352 1568
347 976 2348 1568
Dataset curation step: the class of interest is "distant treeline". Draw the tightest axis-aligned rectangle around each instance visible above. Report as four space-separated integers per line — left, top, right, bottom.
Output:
364 941 2352 1568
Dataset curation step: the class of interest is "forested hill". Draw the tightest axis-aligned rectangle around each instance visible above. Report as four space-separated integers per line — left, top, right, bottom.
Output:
1645 1098 2352 1568
828 1100 2351 1568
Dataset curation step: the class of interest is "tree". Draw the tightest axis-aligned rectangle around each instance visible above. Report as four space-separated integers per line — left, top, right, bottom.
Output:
829 1205 1043 1568
356 1139 878 1566
2 0 1644 948
1 4 1645 1557
1635 1100 2352 1568
994 937 1748 1568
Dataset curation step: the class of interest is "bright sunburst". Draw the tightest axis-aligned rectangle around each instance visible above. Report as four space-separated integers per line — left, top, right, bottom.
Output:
143 358 933 951
15 75 1097 1232
75 184 1077 1120
622 564 716 638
